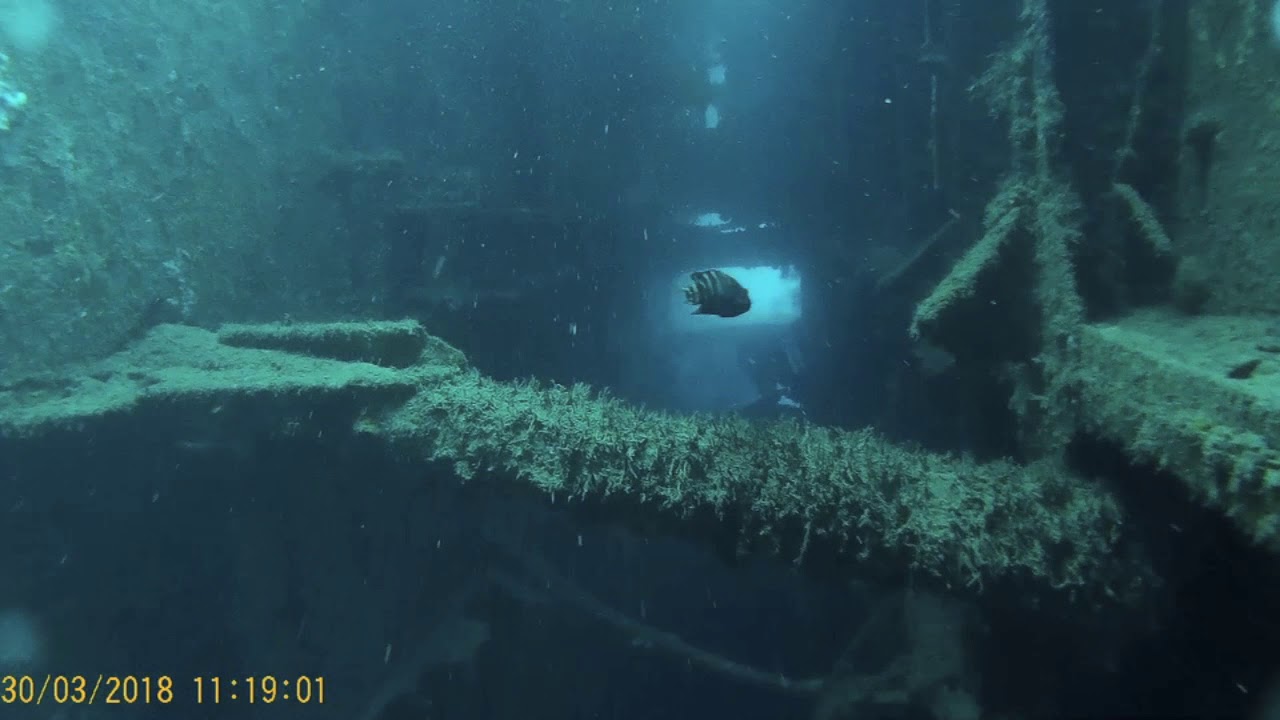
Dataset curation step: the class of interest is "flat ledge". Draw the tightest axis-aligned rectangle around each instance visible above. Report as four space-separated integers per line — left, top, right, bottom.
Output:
1076 310 1280 546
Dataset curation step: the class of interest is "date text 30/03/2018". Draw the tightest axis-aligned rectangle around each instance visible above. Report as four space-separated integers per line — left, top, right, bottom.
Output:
0 675 326 705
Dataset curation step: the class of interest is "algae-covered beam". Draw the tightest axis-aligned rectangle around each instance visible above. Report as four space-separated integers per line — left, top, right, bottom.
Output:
1111 182 1174 257
0 320 1152 606
371 360 1147 605
909 179 1024 338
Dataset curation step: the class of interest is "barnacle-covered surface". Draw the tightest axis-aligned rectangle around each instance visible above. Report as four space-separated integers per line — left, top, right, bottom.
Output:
0 320 1150 606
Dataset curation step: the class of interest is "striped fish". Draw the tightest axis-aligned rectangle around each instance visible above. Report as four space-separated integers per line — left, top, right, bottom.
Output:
683 269 751 318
